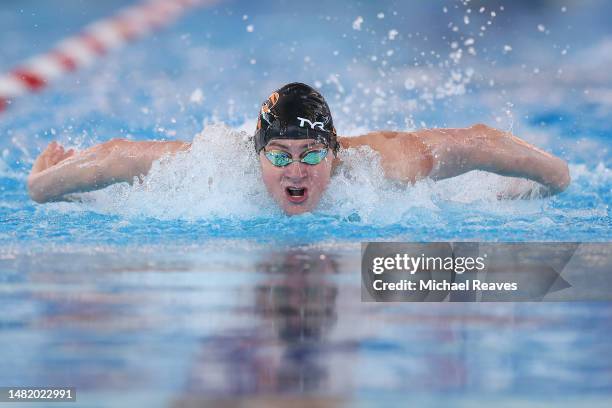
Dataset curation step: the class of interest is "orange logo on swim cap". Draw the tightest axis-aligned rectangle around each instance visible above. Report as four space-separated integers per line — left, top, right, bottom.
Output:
262 91 279 114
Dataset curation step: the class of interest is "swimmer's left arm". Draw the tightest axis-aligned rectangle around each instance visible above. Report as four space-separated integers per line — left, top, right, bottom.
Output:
347 124 570 197
417 124 570 196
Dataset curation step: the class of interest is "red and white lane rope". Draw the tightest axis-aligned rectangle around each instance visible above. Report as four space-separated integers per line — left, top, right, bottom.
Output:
0 0 215 114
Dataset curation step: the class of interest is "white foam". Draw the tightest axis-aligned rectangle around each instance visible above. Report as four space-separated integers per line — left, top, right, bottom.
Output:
319 146 437 224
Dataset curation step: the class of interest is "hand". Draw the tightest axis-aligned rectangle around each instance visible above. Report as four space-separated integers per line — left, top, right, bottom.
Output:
31 141 75 176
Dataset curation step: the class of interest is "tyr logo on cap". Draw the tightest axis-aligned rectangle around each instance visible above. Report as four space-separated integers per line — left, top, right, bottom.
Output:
297 116 325 130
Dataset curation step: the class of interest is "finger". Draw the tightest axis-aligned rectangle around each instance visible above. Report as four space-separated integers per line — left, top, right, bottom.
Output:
60 149 75 161
50 141 61 151
50 148 63 161
42 142 57 154
45 143 63 159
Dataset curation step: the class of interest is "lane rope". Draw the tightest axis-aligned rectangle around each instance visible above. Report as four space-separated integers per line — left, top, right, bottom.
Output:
0 0 215 114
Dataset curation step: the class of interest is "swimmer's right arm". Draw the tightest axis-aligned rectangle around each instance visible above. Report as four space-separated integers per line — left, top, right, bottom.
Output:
27 139 190 203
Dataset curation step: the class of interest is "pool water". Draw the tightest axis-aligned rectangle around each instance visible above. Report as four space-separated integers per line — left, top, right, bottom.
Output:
1 0 611 406
2 246 612 406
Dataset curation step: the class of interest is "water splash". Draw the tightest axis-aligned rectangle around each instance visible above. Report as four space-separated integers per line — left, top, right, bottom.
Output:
86 123 275 220
38 123 564 225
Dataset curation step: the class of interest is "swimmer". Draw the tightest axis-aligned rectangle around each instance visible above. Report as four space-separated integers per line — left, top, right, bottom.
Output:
27 82 570 214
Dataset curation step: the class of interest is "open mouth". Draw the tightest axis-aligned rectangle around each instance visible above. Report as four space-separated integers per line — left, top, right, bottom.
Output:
285 186 307 203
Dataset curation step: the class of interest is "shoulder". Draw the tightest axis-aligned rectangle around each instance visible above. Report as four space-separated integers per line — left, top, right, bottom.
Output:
338 131 433 182
339 131 428 155
338 131 398 149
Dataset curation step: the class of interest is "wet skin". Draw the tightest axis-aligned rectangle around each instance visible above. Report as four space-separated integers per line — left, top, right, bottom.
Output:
259 140 334 215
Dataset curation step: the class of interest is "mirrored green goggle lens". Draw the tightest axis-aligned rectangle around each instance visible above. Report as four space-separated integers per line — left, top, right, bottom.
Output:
265 151 292 166
265 149 328 167
302 149 328 165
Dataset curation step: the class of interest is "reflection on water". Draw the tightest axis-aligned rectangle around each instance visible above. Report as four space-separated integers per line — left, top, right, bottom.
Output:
175 250 342 407
1 245 611 407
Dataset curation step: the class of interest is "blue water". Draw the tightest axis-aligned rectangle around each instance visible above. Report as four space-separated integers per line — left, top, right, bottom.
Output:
1 0 611 406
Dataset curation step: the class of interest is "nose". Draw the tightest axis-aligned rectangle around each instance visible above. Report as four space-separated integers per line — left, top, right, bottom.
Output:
283 161 307 180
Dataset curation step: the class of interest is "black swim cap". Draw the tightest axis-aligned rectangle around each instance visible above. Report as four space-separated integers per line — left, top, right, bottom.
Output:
254 82 339 154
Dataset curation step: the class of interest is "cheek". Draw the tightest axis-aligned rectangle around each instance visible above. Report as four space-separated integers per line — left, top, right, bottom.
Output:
259 160 282 191
309 162 332 189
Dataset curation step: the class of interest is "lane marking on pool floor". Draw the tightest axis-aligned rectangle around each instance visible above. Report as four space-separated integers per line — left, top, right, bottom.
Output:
0 0 217 115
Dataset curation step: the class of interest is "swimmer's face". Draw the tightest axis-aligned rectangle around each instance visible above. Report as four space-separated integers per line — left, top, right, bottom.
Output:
259 139 333 215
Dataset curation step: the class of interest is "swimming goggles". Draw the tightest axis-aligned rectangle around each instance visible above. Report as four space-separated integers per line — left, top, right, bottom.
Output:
264 148 328 167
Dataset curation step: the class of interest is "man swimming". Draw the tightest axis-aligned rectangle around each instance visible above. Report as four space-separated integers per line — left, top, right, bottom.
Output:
27 82 570 215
